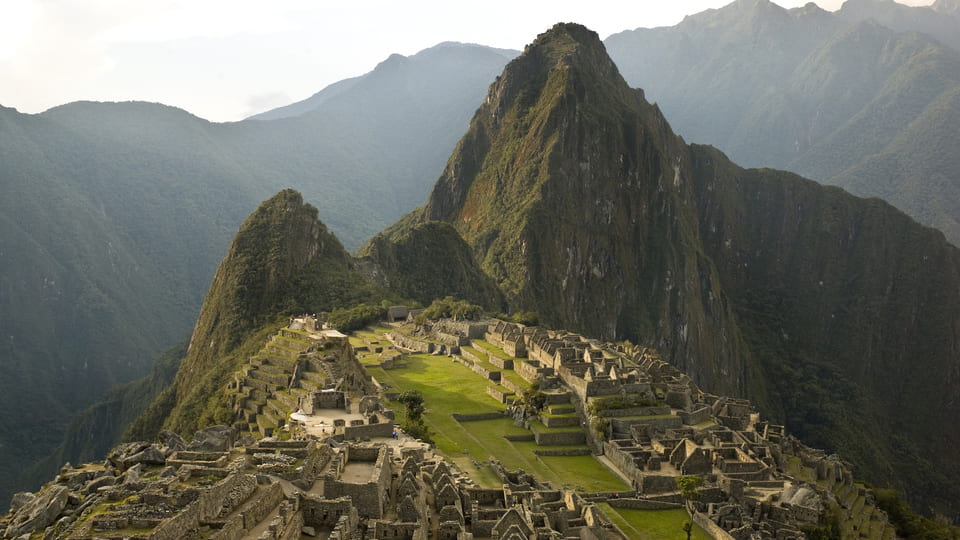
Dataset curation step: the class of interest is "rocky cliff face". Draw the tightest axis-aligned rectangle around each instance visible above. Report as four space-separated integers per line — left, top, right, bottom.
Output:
419 24 750 394
390 23 960 516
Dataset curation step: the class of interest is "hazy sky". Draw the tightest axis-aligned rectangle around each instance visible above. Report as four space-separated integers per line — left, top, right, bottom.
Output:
0 0 936 122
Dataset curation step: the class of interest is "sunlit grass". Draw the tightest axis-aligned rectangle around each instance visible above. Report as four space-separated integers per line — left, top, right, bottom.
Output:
599 504 712 540
368 352 628 492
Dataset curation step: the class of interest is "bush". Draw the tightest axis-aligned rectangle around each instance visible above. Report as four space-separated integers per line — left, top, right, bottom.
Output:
415 296 484 323
327 303 387 332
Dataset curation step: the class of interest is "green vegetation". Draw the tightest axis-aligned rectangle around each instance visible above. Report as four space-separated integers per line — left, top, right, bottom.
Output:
415 296 485 323
599 505 711 540
676 475 702 502
131 191 397 438
874 489 960 540
359 222 505 310
328 302 389 333
396 390 430 442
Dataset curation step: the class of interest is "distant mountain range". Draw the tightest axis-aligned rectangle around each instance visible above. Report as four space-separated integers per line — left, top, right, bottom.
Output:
605 0 960 244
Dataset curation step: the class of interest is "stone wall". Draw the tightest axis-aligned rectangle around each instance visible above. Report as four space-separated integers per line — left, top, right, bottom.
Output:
453 354 501 382
323 446 392 519
599 406 671 418
517 360 545 383
680 405 712 425
691 509 738 540
198 473 256 521
208 514 244 540
301 496 356 528
300 391 345 413
532 448 592 457
609 415 682 433
485 386 514 404
639 473 680 494
343 421 394 440
373 520 422 540
451 412 504 422
151 501 200 540
608 498 682 510
388 332 435 354
241 483 284 530
533 430 585 446
500 378 526 395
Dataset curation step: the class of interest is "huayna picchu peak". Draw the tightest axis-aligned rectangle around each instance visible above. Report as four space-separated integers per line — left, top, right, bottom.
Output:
5 19 960 539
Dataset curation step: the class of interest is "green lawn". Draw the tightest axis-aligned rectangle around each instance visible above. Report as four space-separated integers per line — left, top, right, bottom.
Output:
599 505 712 540
367 352 628 492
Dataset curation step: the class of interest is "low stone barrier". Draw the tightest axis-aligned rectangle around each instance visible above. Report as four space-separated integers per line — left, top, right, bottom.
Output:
533 448 592 457
691 509 737 540
541 414 581 428
599 406 671 418
533 430 585 446
451 412 504 422
486 386 514 404
607 498 682 510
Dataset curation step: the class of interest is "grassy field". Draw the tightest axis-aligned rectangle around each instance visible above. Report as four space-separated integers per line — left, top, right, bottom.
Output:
599 504 712 540
365 350 628 492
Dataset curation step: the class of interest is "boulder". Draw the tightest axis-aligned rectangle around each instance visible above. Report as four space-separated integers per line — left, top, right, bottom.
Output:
4 485 69 537
8 492 35 513
121 445 166 468
122 463 144 485
106 442 150 470
158 430 187 454
83 475 116 494
188 425 236 452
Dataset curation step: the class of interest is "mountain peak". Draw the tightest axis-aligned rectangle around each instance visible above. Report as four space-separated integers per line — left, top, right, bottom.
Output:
932 0 960 14
422 23 643 226
520 23 616 74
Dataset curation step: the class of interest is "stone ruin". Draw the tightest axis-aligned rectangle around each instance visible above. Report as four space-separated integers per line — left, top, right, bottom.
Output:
3 314 904 540
2 430 619 540
482 320 900 540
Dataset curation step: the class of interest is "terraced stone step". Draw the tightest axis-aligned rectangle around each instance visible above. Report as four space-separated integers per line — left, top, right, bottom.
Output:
274 392 299 411
247 368 289 388
301 370 327 384
548 405 576 415
298 379 321 392
540 414 581 428
270 334 313 351
265 343 301 360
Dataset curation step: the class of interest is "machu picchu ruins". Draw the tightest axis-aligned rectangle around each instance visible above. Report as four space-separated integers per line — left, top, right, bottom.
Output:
2 312 900 539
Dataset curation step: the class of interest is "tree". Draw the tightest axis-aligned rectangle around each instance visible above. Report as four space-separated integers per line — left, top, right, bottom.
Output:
397 390 425 421
677 475 702 502
677 475 703 540
396 390 430 442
